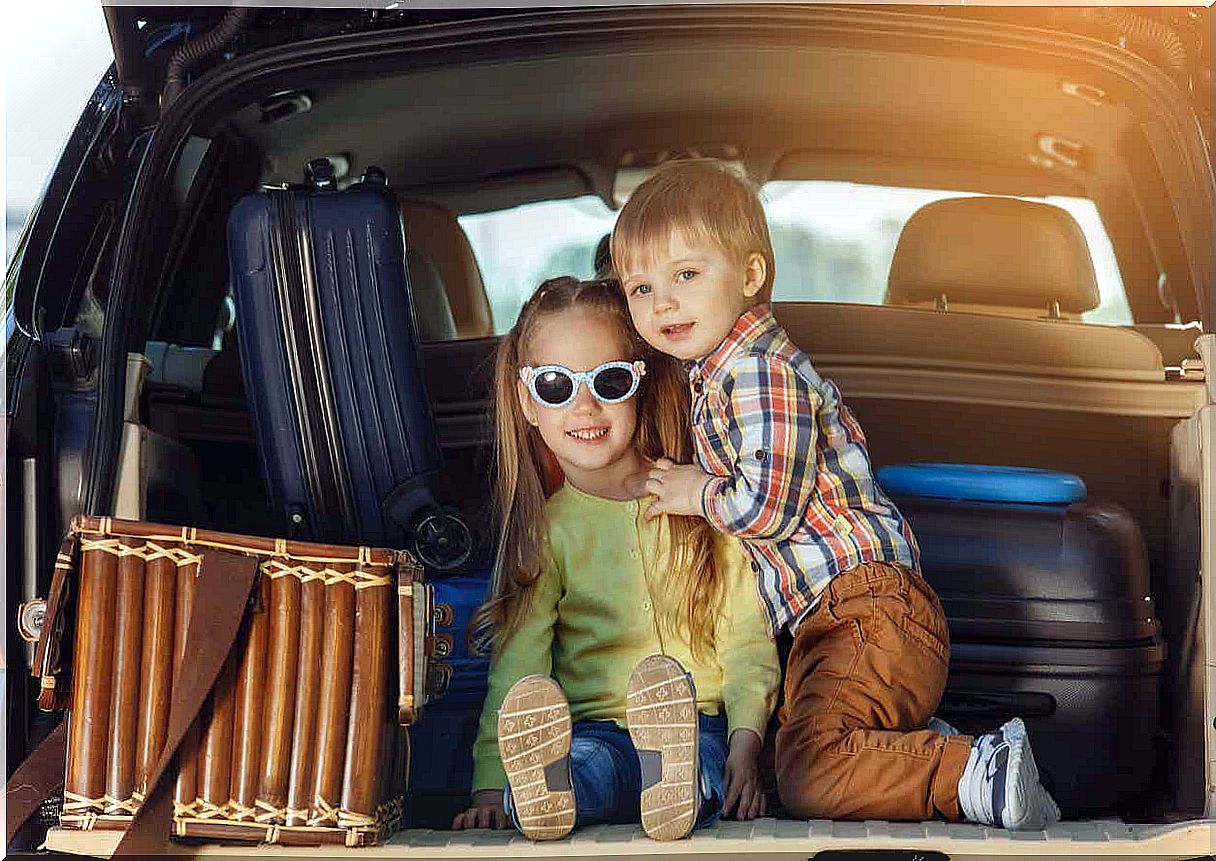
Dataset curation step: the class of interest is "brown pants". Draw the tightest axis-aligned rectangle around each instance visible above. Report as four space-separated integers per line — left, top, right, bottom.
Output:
775 561 973 821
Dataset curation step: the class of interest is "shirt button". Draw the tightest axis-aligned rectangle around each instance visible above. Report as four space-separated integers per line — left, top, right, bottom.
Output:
693 380 703 394
643 600 653 612
755 448 769 462
750 561 759 572
626 500 638 513
629 548 640 560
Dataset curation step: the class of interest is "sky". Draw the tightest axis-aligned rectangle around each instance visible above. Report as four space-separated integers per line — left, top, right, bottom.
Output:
4 1 114 255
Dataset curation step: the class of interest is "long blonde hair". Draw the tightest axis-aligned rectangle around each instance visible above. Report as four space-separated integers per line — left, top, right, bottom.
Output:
474 276 724 660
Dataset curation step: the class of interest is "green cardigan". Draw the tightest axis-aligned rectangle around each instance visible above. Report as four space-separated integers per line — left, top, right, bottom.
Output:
472 482 780 792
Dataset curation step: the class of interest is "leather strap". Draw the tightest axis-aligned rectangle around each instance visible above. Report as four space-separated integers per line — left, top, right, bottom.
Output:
32 530 79 712
6 527 78 847
114 548 259 855
4 721 67 846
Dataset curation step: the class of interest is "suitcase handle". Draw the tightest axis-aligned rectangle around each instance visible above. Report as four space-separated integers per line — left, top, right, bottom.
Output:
937 689 1056 721
306 158 336 190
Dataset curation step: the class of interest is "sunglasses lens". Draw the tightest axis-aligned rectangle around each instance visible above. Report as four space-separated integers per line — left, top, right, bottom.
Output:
593 366 635 401
534 369 574 405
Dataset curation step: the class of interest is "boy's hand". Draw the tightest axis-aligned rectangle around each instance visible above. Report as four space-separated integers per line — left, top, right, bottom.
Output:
644 458 713 520
722 728 766 820
451 790 509 830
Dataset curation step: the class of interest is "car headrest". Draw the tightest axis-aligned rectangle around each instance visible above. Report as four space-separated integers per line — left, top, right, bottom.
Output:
886 197 1101 316
399 199 494 338
406 249 458 342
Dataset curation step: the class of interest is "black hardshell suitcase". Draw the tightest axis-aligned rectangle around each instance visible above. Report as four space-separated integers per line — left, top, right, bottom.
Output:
228 161 469 567
940 638 1164 819
897 496 1158 644
891 492 1166 818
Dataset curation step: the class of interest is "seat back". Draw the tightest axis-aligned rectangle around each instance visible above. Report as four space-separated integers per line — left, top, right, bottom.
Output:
406 249 458 342
399 199 494 339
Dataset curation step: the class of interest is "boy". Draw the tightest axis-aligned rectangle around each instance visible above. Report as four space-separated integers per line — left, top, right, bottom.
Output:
611 159 1059 830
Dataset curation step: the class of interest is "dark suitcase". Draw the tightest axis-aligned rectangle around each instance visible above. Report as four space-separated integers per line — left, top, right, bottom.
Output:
878 464 1166 818
939 640 1165 819
407 575 491 827
228 161 469 567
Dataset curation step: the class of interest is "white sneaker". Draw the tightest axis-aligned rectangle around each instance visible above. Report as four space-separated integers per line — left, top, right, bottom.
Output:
957 718 1061 830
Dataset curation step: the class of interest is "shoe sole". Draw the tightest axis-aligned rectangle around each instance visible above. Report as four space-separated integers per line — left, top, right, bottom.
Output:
626 655 699 841
497 675 575 840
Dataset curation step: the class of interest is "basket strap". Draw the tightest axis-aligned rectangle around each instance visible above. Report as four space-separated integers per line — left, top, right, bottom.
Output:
114 547 260 856
5 524 79 847
4 720 68 846
31 529 80 712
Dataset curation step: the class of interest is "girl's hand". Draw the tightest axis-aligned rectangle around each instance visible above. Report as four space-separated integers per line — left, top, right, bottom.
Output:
721 728 766 820
644 458 713 520
451 790 510 830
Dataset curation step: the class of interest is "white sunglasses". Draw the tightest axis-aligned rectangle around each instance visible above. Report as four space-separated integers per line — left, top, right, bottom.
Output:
519 361 646 408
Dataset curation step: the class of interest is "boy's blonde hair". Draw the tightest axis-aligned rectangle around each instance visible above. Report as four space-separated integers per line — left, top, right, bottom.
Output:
611 159 775 301
474 276 725 661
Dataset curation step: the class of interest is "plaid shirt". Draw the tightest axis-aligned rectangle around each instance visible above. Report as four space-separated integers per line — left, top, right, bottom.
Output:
691 304 919 633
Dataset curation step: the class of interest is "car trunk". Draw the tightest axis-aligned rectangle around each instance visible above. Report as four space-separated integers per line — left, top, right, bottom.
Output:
13 5 1215 858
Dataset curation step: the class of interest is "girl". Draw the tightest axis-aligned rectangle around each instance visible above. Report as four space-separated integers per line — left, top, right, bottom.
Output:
451 277 779 841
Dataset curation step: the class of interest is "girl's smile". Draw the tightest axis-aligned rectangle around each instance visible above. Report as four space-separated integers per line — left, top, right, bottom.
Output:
567 425 611 442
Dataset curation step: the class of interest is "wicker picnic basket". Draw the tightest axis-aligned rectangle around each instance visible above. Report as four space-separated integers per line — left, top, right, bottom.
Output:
31 515 431 848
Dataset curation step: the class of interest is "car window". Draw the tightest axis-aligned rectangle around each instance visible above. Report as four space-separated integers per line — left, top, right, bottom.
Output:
459 182 1132 336
762 181 1131 325
459 196 617 335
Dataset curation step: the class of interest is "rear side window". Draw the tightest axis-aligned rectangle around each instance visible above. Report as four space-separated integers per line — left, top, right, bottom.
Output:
762 181 1131 325
459 182 1132 336
459 196 616 335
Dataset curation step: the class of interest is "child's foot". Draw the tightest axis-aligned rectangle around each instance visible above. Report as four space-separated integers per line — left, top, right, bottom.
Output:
958 717 1061 830
626 654 700 841
497 675 576 840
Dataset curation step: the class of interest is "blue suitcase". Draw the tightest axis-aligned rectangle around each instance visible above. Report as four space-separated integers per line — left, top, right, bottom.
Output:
425 575 492 703
227 161 469 567
408 575 491 827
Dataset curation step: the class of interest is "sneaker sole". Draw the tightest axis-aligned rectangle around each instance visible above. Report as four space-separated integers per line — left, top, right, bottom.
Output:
626 655 699 842
497 675 575 841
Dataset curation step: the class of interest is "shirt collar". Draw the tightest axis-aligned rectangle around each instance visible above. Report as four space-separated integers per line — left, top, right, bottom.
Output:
690 303 778 383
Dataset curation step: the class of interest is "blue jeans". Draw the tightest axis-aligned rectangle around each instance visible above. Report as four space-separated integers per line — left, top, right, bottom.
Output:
505 713 728 832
